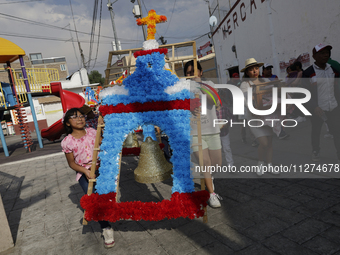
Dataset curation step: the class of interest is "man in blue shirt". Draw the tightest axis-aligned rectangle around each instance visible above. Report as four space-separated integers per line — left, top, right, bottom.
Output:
262 63 279 81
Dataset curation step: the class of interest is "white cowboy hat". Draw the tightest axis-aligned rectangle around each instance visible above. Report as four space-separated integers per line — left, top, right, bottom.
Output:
240 58 264 72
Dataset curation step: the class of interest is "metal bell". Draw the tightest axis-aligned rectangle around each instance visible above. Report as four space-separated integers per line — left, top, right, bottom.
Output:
134 137 172 184
123 132 139 148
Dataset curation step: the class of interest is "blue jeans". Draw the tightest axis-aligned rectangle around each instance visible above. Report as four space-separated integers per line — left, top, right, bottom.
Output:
79 174 111 229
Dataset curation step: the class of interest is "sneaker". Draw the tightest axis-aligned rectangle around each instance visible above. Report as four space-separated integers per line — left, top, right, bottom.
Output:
324 132 334 139
251 139 259 147
268 163 280 175
207 193 222 208
278 130 290 140
312 151 320 162
256 161 264 176
102 227 115 249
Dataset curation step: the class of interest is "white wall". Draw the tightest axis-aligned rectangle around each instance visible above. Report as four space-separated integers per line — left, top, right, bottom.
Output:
42 102 63 126
213 0 340 82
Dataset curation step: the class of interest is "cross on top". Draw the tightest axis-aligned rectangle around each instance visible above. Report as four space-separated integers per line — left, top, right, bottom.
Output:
136 9 167 40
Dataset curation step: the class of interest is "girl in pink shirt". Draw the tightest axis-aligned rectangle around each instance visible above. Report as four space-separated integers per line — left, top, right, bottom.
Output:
61 108 115 249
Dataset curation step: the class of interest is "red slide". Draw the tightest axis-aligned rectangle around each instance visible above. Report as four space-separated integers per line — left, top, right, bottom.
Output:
41 82 85 141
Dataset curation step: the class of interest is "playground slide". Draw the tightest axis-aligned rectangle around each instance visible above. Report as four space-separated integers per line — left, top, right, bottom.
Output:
41 82 85 141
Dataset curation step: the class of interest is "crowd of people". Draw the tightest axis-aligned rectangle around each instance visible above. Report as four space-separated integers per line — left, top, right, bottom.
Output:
188 43 340 207
59 43 340 249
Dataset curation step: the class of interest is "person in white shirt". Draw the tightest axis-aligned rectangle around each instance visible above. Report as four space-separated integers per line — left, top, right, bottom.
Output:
302 44 340 162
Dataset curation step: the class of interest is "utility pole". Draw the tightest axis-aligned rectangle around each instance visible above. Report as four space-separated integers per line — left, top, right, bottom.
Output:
78 42 86 69
107 0 121 60
204 0 219 79
132 0 147 41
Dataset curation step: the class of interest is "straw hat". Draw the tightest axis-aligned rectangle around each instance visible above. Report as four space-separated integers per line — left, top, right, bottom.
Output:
240 58 264 72
80 104 93 115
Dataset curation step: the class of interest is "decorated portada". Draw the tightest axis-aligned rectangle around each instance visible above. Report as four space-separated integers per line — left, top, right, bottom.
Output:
81 10 209 222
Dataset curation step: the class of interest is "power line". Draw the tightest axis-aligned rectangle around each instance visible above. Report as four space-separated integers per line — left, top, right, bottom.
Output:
0 0 44 4
163 0 176 36
0 12 142 42
91 0 103 70
88 0 100 68
0 31 136 44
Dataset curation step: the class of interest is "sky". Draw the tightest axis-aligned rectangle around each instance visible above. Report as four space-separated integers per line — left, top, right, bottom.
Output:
0 0 211 76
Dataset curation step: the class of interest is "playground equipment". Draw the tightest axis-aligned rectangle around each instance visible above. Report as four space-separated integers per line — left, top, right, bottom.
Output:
0 38 45 156
40 82 85 141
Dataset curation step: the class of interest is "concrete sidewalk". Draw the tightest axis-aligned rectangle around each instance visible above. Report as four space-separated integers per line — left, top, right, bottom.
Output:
1 122 340 254
1 153 340 254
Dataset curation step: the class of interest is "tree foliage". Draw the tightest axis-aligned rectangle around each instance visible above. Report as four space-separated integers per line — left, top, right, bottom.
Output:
88 70 105 85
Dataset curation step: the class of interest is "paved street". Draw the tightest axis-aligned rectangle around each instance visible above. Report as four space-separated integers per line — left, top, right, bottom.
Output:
1 121 340 254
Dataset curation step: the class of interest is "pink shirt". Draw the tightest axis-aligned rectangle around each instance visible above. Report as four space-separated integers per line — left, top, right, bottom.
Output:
61 127 98 181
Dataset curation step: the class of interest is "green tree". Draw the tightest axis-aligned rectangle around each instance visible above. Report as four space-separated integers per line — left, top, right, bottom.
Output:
88 70 105 85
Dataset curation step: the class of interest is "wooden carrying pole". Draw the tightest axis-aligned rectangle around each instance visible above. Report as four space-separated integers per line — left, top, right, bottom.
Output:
83 115 122 225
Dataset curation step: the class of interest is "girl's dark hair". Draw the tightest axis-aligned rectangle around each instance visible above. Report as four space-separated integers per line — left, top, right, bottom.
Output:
63 108 84 135
293 61 303 71
290 64 297 71
184 60 202 75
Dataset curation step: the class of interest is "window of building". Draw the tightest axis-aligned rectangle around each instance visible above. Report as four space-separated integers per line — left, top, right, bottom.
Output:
60 64 66 71
30 53 42 61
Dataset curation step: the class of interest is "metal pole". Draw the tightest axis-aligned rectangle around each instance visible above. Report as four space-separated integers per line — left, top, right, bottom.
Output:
137 0 147 41
266 0 280 78
205 0 219 80
107 0 121 59
19 56 43 149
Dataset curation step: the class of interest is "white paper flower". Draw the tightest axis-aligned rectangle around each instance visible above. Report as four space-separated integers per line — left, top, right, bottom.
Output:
143 39 159 50
164 78 190 95
99 85 129 100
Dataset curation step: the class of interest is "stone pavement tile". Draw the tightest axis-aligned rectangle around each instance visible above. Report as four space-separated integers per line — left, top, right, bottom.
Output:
188 241 234 255
303 235 340 255
220 208 256 231
154 229 187 246
234 244 277 255
281 218 331 244
274 207 309 225
64 209 85 231
263 234 319 255
124 238 166 255
241 217 290 241
293 197 339 217
260 194 301 209
300 187 334 200
176 220 210 237
45 217 69 237
7 209 23 225
69 226 99 251
51 240 74 255
297 179 339 191
116 221 153 245
219 188 253 203
315 209 340 227
280 182 308 197
205 223 253 251
152 229 198 255
12 197 31 211
162 238 197 255
320 226 340 244
187 230 217 248
288 192 315 204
